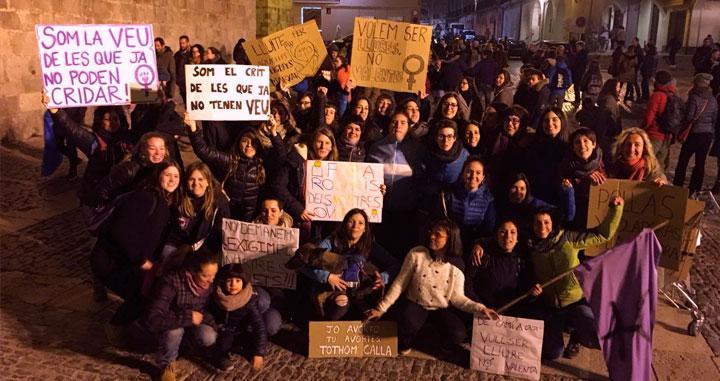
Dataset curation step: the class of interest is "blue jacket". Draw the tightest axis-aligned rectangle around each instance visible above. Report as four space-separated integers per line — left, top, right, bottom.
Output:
424 147 469 197
443 182 496 234
304 238 400 286
546 60 573 95
367 136 426 211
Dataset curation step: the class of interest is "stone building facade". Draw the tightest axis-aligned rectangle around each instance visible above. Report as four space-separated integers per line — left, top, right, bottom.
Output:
1 0 257 142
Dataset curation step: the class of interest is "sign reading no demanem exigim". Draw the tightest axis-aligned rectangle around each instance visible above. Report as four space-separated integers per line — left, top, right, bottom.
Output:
185 64 270 121
36 24 158 108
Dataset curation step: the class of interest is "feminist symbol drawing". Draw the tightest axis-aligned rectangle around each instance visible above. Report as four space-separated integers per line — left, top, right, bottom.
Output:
403 54 424 91
135 64 156 95
601 296 651 361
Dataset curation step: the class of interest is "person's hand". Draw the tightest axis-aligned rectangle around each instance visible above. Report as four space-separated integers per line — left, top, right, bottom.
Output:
41 92 58 114
140 260 153 271
530 283 543 297
261 118 278 137
364 308 383 322
471 243 484 267
479 307 499 320
653 177 667 187
610 195 624 207
379 184 387 195
345 78 356 92
589 171 606 185
371 271 383 291
184 112 197 132
300 209 315 222
418 88 429 100
252 356 264 371
561 178 573 188
191 311 203 325
327 274 348 292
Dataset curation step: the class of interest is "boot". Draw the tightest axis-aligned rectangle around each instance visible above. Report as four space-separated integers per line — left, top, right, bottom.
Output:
160 361 177 381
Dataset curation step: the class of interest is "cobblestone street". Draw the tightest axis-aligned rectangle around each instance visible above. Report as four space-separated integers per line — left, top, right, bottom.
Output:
1 55 720 380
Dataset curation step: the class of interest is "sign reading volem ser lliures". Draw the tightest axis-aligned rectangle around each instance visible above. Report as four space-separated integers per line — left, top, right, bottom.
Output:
308 321 397 358
351 18 432 93
221 219 300 289
36 24 158 108
471 315 544 381
185 64 270 121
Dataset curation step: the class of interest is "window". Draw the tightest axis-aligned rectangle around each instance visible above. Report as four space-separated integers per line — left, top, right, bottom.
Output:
301 7 322 31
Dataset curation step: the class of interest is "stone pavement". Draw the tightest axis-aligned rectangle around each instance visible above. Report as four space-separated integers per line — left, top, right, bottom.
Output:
2 55 720 380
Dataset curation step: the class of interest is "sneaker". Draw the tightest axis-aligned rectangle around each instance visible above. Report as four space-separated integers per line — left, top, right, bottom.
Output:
563 341 581 359
160 362 177 381
215 354 235 372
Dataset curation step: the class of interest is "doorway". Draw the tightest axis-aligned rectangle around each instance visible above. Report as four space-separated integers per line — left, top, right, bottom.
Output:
667 10 686 48
649 4 659 45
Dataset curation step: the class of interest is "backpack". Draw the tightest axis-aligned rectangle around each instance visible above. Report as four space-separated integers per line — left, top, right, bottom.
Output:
551 66 571 91
656 91 685 135
586 74 603 97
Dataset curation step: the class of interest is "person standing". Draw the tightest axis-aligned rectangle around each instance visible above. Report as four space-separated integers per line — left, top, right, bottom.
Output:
640 70 676 172
174 35 191 104
154 38 176 99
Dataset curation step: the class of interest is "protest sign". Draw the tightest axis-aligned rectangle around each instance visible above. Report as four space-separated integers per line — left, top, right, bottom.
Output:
308 321 397 358
243 20 327 88
471 315 544 381
586 179 688 270
305 160 384 223
350 18 432 93
221 219 300 289
185 64 270 121
36 24 158 108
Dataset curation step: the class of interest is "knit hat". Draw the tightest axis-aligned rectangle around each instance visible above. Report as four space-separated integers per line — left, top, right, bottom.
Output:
694 73 713 88
655 70 672 86
218 263 248 283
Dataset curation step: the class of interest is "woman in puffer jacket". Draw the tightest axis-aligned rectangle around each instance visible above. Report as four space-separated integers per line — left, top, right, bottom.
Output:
185 116 269 222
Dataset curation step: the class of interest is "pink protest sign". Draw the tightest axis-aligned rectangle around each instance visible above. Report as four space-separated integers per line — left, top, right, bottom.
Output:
36 24 158 108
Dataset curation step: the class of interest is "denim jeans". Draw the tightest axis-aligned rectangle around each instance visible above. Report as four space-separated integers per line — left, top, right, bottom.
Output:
255 287 282 336
156 324 217 367
540 300 599 360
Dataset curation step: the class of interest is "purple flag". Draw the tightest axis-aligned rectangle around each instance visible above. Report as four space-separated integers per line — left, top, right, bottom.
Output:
574 229 662 381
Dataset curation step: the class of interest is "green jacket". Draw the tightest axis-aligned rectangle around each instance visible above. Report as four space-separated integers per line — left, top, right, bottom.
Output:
530 204 623 308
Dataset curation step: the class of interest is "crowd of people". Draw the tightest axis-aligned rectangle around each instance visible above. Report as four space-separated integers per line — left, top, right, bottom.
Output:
41 31 720 381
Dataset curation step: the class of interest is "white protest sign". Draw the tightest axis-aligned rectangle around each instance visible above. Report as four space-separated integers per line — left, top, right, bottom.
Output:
471 315 544 381
36 24 158 108
185 64 270 121
305 160 384 223
222 219 300 289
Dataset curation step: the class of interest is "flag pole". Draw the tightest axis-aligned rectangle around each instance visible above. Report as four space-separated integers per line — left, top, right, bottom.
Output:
495 220 669 314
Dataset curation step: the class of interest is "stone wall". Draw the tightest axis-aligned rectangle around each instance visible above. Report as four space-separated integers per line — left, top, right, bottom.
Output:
256 0 292 37
0 0 256 143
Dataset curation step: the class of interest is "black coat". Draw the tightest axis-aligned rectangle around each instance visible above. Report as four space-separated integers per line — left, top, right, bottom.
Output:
51 110 128 206
189 128 265 222
208 292 267 356
169 194 230 252
464 242 533 311
271 149 306 220
143 271 215 333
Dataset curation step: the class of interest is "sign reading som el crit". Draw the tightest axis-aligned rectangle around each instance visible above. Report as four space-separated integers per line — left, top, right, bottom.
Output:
36 24 158 108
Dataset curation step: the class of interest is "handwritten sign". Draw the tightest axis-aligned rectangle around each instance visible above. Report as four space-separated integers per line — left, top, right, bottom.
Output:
586 179 688 270
221 219 300 289
471 315 544 381
185 64 270 121
36 24 158 108
350 18 432 93
308 321 397 358
244 20 327 88
305 160 384 223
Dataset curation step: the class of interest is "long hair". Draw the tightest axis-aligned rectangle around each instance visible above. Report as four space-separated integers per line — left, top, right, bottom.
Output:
190 44 205 64
135 132 170 164
180 161 219 221
611 127 661 174
538 107 570 143
92 106 127 134
309 127 339 161
147 160 183 207
332 209 373 258
599 78 620 100
425 218 463 260
230 128 266 185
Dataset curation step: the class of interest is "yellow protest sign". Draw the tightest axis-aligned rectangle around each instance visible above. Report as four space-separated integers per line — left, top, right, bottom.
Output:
586 179 688 270
351 17 432 93
308 321 397 358
243 20 327 88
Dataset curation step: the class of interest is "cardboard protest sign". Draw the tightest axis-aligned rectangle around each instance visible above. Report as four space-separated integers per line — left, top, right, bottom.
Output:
243 20 327 88
36 24 158 108
471 315 544 381
221 219 300 289
350 18 432 93
185 65 270 121
586 179 688 270
305 160 384 223
308 321 397 358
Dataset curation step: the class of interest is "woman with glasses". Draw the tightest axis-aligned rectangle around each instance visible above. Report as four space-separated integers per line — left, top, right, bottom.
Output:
428 92 469 134
423 119 470 198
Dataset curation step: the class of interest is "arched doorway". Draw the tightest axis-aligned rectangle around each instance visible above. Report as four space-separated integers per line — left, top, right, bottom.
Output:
603 3 624 31
542 0 555 40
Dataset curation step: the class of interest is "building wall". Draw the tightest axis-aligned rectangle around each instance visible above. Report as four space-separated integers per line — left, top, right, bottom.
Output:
257 0 293 36
688 0 720 48
292 0 420 41
0 0 256 142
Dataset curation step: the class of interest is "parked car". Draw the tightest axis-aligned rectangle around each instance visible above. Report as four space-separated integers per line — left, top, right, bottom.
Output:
505 39 528 58
461 30 476 41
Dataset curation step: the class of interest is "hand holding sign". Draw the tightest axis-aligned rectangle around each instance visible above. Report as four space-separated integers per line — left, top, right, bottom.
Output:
183 112 197 132
41 91 58 114
364 308 383 322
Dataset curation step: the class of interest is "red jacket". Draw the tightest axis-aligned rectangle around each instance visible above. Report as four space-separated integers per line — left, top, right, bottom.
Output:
642 83 677 141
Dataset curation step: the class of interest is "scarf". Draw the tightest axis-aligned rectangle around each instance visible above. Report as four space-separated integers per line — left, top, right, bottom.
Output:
528 229 566 254
614 157 646 181
562 148 604 180
185 270 212 297
429 139 463 163
214 283 253 312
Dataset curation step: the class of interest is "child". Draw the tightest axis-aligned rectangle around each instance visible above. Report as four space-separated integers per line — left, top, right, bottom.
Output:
209 263 266 372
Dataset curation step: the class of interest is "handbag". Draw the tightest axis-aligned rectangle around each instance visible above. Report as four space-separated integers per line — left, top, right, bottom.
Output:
677 99 709 143
86 192 134 236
